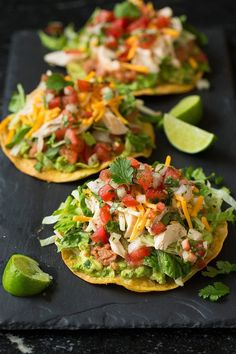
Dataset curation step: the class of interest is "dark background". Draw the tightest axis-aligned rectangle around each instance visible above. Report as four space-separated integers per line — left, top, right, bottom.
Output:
0 0 236 353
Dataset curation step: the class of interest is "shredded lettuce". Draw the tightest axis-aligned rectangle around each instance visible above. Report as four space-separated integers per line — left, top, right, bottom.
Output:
8 84 26 113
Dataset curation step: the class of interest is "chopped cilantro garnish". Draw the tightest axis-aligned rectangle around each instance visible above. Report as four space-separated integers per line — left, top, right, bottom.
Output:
202 261 236 278
110 157 134 185
164 176 180 188
106 221 120 234
46 73 73 92
199 282 230 302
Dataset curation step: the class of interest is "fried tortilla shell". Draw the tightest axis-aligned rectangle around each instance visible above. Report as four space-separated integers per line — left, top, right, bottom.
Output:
0 121 154 183
61 222 228 292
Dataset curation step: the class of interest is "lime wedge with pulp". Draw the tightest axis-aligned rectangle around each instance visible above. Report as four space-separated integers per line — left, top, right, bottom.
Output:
169 95 203 125
2 254 52 296
163 114 216 153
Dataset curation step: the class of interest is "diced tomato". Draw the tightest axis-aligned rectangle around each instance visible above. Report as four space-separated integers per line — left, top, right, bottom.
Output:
139 34 156 49
100 204 112 225
77 80 91 92
29 143 38 158
113 142 124 155
153 16 170 29
55 128 66 141
128 157 140 169
122 195 138 207
194 51 208 63
182 239 190 251
105 37 118 49
62 92 78 105
106 18 128 38
151 222 166 235
145 187 166 201
136 165 153 191
64 86 75 95
81 144 93 163
99 169 111 182
156 202 166 212
45 21 63 36
99 184 116 202
127 16 149 32
95 10 115 24
83 111 93 118
175 45 189 62
118 47 130 62
196 259 206 269
59 146 79 164
48 96 61 109
94 143 112 162
64 128 82 147
128 246 150 264
197 249 206 257
91 226 108 244
164 167 181 181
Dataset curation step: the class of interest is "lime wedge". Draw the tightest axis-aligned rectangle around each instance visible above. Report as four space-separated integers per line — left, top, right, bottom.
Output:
163 114 216 154
2 254 52 297
169 95 203 125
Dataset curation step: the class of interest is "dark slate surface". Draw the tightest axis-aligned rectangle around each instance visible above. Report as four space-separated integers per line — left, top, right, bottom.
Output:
1 28 236 330
1 0 236 352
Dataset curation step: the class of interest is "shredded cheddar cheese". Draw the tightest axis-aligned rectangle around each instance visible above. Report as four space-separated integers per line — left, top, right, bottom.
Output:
73 215 92 222
201 216 212 232
120 62 150 74
162 28 180 38
176 196 193 229
191 196 204 217
189 57 198 69
165 155 171 166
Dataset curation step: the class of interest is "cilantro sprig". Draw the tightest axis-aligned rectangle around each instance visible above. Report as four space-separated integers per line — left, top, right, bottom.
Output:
199 282 230 302
202 261 236 278
46 73 73 92
110 157 134 185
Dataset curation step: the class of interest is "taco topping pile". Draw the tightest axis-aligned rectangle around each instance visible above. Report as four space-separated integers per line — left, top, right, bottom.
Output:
42 157 235 290
42 0 209 93
0 72 154 175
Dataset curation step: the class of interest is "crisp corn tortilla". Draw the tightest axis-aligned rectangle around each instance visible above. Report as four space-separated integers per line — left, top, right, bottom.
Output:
0 121 155 183
133 73 203 97
61 222 227 292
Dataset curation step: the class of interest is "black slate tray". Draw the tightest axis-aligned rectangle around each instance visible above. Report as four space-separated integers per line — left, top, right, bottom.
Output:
0 29 236 329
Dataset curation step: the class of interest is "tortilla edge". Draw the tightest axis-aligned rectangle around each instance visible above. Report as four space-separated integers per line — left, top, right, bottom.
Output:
0 122 155 183
61 222 228 292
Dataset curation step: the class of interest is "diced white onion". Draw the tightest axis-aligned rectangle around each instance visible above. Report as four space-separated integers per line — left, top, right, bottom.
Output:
136 194 146 204
87 179 105 194
117 186 127 199
109 233 126 258
118 212 126 232
188 228 202 241
128 237 143 254
152 172 162 188
42 215 60 225
39 235 56 247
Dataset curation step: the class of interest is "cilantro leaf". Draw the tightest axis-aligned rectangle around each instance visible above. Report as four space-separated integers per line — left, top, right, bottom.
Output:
106 220 120 234
164 176 180 188
126 131 153 153
110 157 134 185
114 1 140 19
199 282 230 302
8 84 26 113
202 261 236 278
46 73 73 92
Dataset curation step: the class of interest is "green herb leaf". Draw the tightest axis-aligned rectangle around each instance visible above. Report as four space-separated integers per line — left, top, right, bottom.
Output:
164 176 180 188
183 23 208 46
125 131 153 153
207 207 236 229
46 73 73 92
78 186 92 217
81 132 96 146
199 282 230 302
114 1 140 19
110 157 134 185
106 220 120 234
202 261 236 278
8 84 26 113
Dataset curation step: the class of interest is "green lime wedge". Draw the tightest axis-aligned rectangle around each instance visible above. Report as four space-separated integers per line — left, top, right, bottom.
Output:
169 95 203 125
163 114 216 154
2 254 52 297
